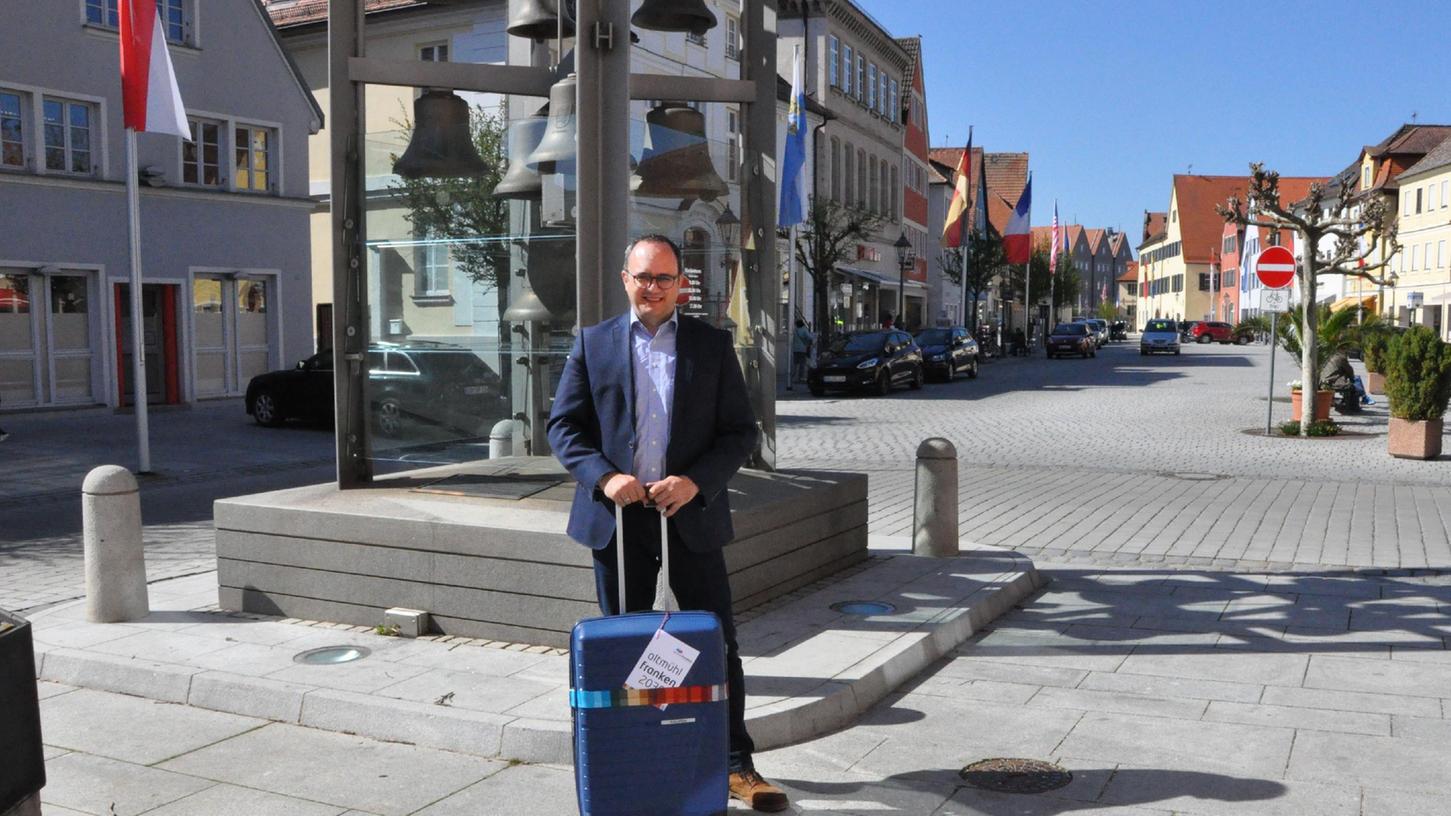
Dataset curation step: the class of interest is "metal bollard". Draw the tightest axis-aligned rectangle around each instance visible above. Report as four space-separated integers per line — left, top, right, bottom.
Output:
913 438 959 557
82 465 149 622
488 419 517 459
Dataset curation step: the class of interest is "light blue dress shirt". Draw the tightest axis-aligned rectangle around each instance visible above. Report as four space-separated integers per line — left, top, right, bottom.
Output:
629 309 677 484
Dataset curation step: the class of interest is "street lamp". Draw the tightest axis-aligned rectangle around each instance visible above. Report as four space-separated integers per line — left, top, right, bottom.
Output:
714 204 740 328
894 230 913 328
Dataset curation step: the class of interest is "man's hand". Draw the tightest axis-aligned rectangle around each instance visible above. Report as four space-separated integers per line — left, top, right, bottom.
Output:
647 475 699 518
600 472 648 506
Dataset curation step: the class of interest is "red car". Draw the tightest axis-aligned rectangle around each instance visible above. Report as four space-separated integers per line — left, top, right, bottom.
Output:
1189 321 1234 344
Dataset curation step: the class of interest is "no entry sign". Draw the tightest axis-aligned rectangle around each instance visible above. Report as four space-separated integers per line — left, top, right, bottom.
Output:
1255 246 1296 289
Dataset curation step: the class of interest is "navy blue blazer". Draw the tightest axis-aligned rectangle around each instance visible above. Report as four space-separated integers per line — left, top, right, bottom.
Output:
546 312 758 552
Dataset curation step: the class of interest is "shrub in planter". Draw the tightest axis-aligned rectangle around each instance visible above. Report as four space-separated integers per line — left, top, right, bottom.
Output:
1385 326 1451 459
0 610 45 813
1363 333 1389 394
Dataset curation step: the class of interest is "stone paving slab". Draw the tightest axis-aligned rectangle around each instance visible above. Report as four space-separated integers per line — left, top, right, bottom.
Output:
25 544 1041 765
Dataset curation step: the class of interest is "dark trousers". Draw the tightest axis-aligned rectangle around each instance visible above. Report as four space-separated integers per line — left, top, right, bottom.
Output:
591 504 756 771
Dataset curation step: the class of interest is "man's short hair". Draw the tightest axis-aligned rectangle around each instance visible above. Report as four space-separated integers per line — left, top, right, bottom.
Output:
623 234 684 274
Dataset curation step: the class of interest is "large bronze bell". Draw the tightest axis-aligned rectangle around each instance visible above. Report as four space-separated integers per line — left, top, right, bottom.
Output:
492 113 549 199
524 73 576 175
393 89 489 179
632 103 728 202
506 0 575 41
524 228 576 318
631 0 716 35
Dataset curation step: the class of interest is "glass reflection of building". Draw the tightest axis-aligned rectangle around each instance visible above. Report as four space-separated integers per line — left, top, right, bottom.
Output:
327 0 777 485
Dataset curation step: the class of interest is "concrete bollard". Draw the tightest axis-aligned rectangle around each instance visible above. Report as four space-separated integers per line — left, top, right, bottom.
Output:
913 438 959 557
82 465 149 623
488 419 517 459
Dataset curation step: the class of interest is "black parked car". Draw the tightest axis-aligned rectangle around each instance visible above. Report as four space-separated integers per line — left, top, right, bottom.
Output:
808 329 923 396
1047 322 1096 358
245 341 507 436
913 326 979 381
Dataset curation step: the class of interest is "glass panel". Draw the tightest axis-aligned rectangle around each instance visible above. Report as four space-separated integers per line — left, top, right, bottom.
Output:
51 275 89 350
194 351 226 396
0 273 33 351
363 83 550 467
238 349 270 385
237 279 268 346
53 356 92 401
193 277 224 345
1 92 22 168
0 358 36 404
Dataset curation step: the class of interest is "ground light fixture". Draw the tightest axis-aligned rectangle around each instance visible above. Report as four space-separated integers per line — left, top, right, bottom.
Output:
829 600 896 616
293 646 371 665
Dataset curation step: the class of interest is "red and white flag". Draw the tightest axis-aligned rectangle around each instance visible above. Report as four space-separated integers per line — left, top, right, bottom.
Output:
1049 201 1060 276
1003 175 1032 264
120 0 188 137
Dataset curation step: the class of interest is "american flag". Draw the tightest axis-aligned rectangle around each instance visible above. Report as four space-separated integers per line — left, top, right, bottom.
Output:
1049 202 1060 276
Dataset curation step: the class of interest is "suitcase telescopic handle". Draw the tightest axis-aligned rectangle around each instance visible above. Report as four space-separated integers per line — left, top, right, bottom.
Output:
614 502 669 616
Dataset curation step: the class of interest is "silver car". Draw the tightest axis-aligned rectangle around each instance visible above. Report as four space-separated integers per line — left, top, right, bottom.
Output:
1140 318 1181 355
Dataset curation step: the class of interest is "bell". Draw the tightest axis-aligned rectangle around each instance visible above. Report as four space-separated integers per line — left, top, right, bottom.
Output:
632 103 728 202
492 114 549 199
506 0 575 41
631 0 716 35
524 73 577 175
524 228 576 318
502 288 555 322
392 90 489 179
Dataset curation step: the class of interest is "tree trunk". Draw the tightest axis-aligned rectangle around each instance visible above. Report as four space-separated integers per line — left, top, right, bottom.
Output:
1300 242 1317 438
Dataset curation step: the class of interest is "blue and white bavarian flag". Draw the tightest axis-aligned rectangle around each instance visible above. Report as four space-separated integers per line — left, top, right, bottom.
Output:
778 46 807 227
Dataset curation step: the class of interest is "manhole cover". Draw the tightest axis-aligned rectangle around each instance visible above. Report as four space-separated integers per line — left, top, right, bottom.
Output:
830 600 896 616
1157 471 1227 482
960 758 1072 794
293 646 370 665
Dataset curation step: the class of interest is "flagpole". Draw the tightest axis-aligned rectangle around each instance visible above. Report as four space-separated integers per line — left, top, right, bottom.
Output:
786 223 796 391
124 127 152 473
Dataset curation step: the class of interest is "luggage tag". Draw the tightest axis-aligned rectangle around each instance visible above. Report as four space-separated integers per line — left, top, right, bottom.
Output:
623 614 700 710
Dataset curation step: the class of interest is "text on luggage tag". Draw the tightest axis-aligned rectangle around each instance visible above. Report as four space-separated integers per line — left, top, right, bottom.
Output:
624 628 700 692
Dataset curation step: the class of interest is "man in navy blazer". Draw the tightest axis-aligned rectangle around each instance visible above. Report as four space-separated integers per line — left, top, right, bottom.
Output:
547 235 787 812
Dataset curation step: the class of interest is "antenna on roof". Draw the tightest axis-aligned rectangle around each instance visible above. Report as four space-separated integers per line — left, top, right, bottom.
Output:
1187 163 1194 176
1411 111 1419 123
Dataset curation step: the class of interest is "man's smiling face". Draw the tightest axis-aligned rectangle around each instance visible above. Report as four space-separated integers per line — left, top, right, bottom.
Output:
621 239 681 331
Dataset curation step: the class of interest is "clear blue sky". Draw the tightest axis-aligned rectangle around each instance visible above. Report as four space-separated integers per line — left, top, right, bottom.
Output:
858 0 1451 250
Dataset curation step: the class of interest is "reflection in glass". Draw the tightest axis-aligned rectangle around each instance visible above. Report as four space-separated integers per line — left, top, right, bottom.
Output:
193 277 226 396
50 276 89 352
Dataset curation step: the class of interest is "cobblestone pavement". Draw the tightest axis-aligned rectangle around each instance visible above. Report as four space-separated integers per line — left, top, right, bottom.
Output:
777 342 1451 570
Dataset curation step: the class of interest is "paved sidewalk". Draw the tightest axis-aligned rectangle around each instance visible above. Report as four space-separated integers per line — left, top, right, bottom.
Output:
32 563 1451 815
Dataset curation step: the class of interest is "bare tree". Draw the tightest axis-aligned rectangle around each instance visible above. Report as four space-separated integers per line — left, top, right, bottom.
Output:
938 229 1005 333
1219 162 1400 435
795 196 884 342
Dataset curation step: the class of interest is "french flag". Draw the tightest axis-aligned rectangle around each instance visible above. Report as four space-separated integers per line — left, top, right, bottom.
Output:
1003 175 1032 264
120 0 188 137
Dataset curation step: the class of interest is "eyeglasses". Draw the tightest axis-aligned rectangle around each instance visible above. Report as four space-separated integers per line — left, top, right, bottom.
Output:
628 273 681 289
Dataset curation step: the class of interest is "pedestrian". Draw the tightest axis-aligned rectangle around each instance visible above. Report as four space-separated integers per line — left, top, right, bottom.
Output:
546 234 789 813
791 319 814 384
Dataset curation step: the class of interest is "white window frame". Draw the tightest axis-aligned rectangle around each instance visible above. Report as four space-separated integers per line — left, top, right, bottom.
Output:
726 107 739 183
888 78 898 122
725 16 740 61
180 116 223 187
867 63 877 110
827 36 839 87
419 41 449 62
841 45 853 96
41 96 98 177
879 73 888 116
856 55 864 102
84 0 193 46
0 89 27 170
232 120 280 195
185 267 282 400
416 240 451 298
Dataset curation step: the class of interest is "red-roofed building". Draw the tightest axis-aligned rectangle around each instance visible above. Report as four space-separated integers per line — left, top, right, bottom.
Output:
1118 260 1139 325
897 36 932 324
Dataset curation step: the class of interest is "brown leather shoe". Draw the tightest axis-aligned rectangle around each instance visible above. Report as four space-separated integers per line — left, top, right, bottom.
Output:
729 769 789 812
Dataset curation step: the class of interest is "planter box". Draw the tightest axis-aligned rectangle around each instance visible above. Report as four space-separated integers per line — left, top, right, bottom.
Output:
1389 417 1445 460
1291 390 1333 423
1366 371 1386 395
0 611 45 814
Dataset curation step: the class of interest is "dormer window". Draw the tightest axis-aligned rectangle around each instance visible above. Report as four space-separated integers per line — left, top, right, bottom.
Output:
86 0 193 45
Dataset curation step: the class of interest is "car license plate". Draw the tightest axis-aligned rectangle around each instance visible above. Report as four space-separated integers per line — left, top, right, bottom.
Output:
463 385 488 395
824 375 847 383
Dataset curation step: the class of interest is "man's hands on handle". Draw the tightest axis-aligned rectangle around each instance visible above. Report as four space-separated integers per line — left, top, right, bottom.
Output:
600 472 699 518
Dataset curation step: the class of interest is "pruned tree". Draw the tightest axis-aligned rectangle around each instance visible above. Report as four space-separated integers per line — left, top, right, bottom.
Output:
1029 247 1081 312
1219 162 1401 436
938 228 1005 332
795 196 884 342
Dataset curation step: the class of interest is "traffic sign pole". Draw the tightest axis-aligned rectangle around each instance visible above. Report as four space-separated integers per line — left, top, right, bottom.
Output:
1267 311 1277 435
1254 245 1295 435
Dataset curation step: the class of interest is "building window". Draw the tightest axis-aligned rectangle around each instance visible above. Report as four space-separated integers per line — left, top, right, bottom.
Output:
1430 183 1438 211
843 143 853 206
830 137 840 202
42 97 94 175
1416 188 1423 214
1363 165 1372 190
828 36 838 86
889 166 898 221
1224 269 1235 288
841 45 852 96
868 155 877 213
1 91 24 168
867 64 877 110
725 16 740 60
878 73 887 116
856 55 864 102
233 125 273 193
87 0 189 44
182 118 221 186
857 148 865 209
686 29 706 46
1443 180 1448 208
1439 240 1446 268
1411 243 1419 271
726 108 739 183
1406 191 1413 213
416 240 450 297
888 79 898 122
419 42 449 62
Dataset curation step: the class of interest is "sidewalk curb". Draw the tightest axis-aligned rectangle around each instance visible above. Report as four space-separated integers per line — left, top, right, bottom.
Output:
30 550 1042 764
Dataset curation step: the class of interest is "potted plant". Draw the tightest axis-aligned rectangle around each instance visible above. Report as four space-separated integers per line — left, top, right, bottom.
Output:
0 610 45 815
1362 332 1389 395
1385 326 1451 460
1288 379 1332 423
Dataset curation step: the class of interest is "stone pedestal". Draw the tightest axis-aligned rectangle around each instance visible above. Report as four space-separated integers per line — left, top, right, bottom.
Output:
216 459 867 648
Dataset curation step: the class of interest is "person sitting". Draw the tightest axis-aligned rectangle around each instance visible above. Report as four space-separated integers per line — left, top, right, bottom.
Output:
1321 350 1373 408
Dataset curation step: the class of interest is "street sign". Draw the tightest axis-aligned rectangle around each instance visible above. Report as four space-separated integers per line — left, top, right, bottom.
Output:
1262 288 1290 312
1255 246 1296 289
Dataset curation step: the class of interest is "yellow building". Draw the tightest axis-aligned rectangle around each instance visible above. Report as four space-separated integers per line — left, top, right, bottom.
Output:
1136 176 1248 329
1385 137 1451 337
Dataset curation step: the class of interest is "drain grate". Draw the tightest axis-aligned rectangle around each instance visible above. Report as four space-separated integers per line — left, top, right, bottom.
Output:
959 758 1072 794
1157 471 1228 482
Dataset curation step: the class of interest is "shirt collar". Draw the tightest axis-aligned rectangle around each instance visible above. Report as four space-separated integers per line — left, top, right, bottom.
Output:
629 308 678 337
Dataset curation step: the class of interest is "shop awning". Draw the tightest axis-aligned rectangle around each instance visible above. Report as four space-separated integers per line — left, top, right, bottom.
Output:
1329 295 1377 314
836 266 928 290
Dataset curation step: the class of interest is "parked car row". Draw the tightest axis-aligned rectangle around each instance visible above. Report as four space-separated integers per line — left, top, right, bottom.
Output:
806 326 980 396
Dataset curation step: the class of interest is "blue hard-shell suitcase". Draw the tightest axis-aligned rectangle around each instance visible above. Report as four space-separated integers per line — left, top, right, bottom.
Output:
570 505 729 816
